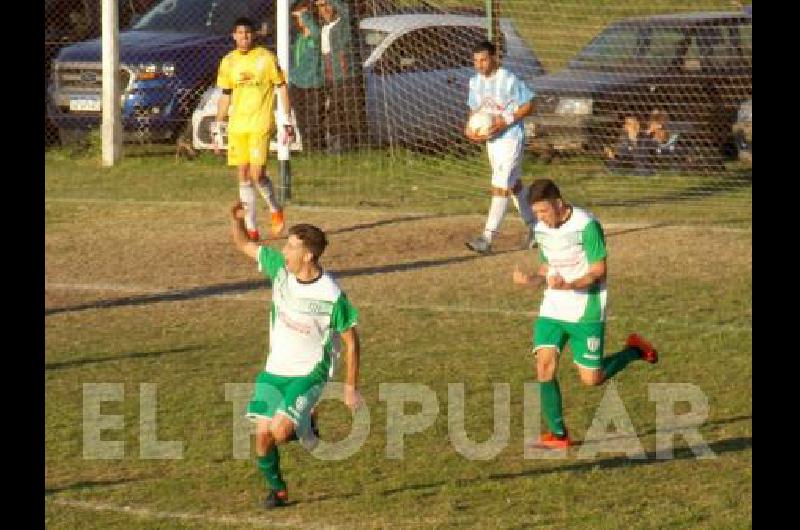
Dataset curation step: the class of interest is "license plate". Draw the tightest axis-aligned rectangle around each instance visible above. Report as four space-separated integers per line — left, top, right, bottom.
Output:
69 96 101 112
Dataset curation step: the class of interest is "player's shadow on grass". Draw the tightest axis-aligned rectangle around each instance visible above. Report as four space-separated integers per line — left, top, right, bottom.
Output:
331 250 515 279
379 434 751 497
44 280 267 316
45 220 667 316
45 251 517 316
589 175 751 208
45 478 138 497
45 345 201 371
327 214 444 236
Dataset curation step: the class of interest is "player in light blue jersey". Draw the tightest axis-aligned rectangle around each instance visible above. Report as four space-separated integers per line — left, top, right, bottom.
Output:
464 40 538 254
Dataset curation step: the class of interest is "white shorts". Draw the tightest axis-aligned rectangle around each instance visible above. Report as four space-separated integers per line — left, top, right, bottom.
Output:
487 137 525 189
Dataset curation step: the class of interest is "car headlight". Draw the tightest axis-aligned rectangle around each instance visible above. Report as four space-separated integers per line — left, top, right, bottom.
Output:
135 62 176 80
555 97 592 116
738 100 752 122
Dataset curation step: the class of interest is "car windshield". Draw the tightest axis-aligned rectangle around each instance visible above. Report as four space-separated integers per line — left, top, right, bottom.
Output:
569 24 687 71
134 0 267 34
359 28 390 62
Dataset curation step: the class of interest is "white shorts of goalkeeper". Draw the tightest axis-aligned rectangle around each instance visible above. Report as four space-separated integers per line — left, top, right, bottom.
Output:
487 137 525 189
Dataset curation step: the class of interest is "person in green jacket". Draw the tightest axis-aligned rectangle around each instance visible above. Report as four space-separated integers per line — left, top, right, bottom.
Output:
315 0 366 152
289 1 325 151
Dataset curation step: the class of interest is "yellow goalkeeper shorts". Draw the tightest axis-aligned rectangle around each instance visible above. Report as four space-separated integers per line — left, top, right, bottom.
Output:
227 131 270 166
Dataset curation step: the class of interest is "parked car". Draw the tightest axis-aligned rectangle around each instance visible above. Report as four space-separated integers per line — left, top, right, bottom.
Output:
526 11 752 167
45 0 159 145
191 13 545 151
47 0 275 146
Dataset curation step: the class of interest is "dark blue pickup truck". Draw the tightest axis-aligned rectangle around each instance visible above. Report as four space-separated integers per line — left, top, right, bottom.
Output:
47 0 274 145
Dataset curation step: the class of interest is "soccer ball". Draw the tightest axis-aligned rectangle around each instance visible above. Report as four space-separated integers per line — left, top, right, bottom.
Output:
468 112 494 136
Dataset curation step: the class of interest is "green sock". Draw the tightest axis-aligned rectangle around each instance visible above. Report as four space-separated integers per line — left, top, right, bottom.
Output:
257 448 286 491
601 347 641 380
539 380 566 436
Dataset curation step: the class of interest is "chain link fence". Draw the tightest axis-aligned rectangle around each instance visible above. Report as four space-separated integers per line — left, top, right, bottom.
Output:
45 1 752 218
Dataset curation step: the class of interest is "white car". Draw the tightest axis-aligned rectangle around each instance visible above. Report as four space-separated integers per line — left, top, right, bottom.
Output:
192 13 545 150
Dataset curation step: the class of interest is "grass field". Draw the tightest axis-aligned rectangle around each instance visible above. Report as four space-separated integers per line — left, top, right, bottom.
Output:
45 148 751 528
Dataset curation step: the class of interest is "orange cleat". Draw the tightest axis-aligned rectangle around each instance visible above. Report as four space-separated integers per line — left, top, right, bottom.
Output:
271 210 285 237
532 430 572 450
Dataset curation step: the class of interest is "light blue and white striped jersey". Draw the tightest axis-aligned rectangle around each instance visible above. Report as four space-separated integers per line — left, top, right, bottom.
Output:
467 66 534 142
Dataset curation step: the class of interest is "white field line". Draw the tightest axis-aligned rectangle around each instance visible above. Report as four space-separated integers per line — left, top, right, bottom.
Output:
45 281 751 334
44 196 752 232
48 498 333 529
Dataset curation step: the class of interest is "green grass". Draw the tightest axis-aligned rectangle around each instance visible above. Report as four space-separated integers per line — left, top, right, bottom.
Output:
44 2 751 524
45 151 751 527
45 148 752 228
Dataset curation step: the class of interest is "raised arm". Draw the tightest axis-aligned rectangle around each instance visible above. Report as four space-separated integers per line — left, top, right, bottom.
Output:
230 202 260 260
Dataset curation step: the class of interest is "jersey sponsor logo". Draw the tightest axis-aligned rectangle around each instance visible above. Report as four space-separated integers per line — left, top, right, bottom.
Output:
587 336 601 353
277 309 313 335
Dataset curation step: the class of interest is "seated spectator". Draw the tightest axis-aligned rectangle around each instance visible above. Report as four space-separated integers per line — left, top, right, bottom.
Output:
644 109 683 170
604 115 654 175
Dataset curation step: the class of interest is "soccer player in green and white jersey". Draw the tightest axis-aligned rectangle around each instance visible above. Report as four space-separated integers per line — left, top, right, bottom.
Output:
512 179 658 449
230 201 362 508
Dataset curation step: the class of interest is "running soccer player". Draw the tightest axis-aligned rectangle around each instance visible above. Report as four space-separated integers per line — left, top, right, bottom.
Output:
465 40 538 254
512 178 658 448
213 17 296 241
230 201 362 508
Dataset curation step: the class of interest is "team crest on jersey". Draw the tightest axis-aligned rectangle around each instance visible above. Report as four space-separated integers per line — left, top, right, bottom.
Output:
587 337 601 353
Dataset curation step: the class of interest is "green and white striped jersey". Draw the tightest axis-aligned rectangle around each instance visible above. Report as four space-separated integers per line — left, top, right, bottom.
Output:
535 206 608 323
258 246 358 377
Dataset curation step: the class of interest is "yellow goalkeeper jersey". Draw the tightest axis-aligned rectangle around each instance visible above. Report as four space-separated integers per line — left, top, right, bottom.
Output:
216 47 286 135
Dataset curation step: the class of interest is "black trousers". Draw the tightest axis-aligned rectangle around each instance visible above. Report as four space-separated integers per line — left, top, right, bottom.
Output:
289 86 326 152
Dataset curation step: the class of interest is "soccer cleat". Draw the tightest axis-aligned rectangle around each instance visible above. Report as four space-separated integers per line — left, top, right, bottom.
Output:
626 333 658 364
264 489 288 509
532 430 572 450
246 229 261 242
522 226 537 250
271 210 285 237
466 235 491 254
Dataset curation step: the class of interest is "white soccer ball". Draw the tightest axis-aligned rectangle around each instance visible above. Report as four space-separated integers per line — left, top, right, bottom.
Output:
468 112 494 136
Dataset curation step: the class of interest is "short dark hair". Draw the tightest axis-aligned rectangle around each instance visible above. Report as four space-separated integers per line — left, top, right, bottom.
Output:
289 224 328 261
528 178 562 204
473 40 496 56
233 17 255 31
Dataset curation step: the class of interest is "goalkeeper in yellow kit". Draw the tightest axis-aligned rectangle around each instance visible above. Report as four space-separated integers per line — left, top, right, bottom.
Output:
213 17 296 241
